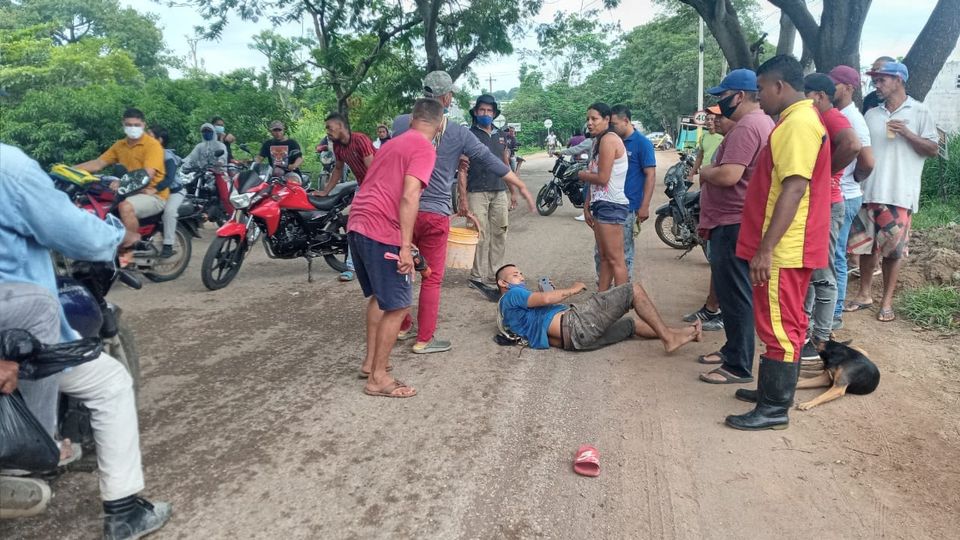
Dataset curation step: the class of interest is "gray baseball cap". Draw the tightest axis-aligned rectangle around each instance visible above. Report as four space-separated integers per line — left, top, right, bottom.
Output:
423 71 455 97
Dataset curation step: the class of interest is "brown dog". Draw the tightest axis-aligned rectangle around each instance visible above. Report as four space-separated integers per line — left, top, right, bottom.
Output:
796 340 880 411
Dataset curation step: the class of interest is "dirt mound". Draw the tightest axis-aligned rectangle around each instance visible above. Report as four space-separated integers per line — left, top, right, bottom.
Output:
901 223 960 289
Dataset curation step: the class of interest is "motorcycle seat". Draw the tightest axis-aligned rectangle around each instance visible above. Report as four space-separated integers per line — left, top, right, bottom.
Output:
307 181 357 210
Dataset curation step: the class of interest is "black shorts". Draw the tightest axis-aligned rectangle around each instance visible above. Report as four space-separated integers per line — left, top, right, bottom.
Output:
348 232 412 311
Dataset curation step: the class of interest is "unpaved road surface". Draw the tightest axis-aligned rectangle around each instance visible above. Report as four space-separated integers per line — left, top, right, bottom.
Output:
4 154 959 539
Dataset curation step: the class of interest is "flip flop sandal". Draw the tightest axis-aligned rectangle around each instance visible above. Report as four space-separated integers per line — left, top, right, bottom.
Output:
699 367 754 384
697 350 725 365
843 301 873 313
339 271 355 282
357 366 393 379
57 440 83 468
573 445 600 477
877 308 896 322
363 380 417 398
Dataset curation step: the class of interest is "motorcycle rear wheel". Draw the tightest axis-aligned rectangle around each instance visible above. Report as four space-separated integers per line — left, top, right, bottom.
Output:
201 235 246 290
323 220 350 272
536 183 560 216
655 213 695 250
144 226 192 282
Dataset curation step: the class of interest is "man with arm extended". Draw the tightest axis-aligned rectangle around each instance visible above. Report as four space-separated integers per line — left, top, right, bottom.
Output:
392 71 535 354
347 99 445 398
727 55 833 431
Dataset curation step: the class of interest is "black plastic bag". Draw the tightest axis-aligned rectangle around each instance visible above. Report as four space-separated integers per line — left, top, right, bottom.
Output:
0 389 59 471
0 328 101 380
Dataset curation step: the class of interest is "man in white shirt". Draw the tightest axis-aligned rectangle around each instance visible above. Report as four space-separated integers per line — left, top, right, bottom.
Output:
845 62 938 322
828 65 875 329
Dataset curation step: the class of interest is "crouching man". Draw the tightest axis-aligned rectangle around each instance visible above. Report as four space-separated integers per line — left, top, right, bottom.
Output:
495 264 702 352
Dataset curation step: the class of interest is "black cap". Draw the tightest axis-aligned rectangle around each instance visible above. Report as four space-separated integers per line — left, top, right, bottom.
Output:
804 73 836 96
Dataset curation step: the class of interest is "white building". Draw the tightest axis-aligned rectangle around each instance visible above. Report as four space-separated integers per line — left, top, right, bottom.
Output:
924 45 960 134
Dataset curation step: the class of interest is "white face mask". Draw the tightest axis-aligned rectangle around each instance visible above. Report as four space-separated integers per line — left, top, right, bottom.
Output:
124 125 144 139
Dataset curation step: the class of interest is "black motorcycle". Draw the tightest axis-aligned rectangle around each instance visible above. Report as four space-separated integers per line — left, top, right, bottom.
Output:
654 152 703 256
536 154 589 216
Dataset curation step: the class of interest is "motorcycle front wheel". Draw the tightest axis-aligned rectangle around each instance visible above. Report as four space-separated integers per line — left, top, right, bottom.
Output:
144 225 192 282
201 235 246 290
655 213 696 250
536 183 561 216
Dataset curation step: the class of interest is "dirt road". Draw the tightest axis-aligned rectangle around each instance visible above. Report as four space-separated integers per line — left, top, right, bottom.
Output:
4 154 959 539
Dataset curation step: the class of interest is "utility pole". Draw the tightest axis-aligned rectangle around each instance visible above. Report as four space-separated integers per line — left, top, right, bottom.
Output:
696 16 705 144
487 74 495 93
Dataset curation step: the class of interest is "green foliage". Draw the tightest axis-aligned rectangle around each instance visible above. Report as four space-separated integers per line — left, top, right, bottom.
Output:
913 199 960 230
897 286 960 331
921 133 960 202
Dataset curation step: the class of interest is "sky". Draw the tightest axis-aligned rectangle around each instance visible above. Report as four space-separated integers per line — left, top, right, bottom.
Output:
125 0 957 93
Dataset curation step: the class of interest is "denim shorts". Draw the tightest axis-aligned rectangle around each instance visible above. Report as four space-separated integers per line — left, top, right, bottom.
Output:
348 232 412 311
591 200 630 225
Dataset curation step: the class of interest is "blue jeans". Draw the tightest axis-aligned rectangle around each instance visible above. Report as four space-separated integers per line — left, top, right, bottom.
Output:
805 201 844 341
594 216 635 279
834 196 862 318
708 224 755 378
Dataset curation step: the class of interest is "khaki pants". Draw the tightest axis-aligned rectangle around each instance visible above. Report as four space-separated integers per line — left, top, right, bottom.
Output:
467 190 509 281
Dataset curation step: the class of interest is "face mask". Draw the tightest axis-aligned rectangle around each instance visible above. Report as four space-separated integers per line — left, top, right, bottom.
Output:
476 115 493 127
202 131 215 141
505 281 524 290
717 93 740 119
124 125 144 139
214 125 225 134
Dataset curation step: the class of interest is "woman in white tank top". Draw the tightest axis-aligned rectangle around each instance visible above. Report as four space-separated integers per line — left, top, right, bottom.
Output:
578 102 631 290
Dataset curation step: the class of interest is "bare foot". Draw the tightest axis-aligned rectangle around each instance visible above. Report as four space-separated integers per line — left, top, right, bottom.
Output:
662 320 702 353
59 438 74 461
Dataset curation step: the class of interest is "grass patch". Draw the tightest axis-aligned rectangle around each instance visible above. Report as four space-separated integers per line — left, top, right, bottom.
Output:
897 285 960 331
517 146 545 157
914 198 960 230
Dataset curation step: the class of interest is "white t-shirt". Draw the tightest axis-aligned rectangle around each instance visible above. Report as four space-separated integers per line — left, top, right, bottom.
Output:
590 136 630 206
839 103 871 200
862 96 937 212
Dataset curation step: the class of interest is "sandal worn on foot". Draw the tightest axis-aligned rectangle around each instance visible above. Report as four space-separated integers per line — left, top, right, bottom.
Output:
877 308 896 322
843 301 873 313
363 380 417 398
697 351 725 365
699 367 754 384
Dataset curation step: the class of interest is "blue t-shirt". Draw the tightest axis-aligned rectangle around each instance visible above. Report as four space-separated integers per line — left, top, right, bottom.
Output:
623 131 657 211
500 286 567 350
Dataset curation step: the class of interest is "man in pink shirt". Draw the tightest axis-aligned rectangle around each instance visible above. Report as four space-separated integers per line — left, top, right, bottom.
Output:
347 99 445 398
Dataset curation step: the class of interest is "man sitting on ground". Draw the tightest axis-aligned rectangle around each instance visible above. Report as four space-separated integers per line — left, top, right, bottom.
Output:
495 264 702 352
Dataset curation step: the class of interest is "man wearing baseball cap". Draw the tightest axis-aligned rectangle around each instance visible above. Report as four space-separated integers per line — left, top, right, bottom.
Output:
861 56 896 114
391 71 535 354
827 65 875 329
845 61 939 323
255 119 304 182
693 68 774 386
798 73 861 369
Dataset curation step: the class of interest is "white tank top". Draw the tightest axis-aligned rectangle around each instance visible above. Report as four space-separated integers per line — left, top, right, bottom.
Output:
590 135 630 206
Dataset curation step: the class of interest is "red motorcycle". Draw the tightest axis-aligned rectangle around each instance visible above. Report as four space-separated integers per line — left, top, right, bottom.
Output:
52 167 203 282
199 164 356 290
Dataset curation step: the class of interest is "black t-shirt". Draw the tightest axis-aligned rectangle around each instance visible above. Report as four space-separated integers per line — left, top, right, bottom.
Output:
466 126 508 192
258 138 302 170
862 91 882 114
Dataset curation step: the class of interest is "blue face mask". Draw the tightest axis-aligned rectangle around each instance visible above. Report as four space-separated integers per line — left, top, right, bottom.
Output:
475 115 493 127
214 125 225 134
505 281 524 290
202 131 215 141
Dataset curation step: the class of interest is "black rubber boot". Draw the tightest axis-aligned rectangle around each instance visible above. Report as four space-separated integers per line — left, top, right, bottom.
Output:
734 388 758 403
725 358 798 431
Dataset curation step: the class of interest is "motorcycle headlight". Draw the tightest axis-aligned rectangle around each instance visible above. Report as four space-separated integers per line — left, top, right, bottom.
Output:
229 192 252 209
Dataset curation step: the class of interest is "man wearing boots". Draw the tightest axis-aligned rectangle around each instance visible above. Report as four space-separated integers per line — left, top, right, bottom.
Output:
727 55 832 431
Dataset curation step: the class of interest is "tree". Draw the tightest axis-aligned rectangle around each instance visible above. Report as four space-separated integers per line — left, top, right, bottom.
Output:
0 0 172 77
674 0 960 100
533 9 622 85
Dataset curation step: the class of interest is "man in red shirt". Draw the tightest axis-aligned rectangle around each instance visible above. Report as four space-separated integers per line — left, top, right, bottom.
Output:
346 99 445 398
727 55 832 431
321 112 377 281
799 74 862 367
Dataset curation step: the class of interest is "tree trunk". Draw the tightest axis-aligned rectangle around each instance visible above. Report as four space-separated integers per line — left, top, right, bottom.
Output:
416 0 444 72
903 0 960 100
813 0 871 73
681 0 756 69
776 11 796 56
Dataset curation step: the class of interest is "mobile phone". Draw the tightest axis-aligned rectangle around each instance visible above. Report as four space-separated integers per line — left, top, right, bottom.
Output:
538 277 554 292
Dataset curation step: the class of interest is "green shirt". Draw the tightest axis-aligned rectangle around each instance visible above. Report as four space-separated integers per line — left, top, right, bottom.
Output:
700 132 724 165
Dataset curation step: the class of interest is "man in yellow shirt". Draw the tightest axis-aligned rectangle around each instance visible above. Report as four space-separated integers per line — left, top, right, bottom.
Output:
76 108 166 246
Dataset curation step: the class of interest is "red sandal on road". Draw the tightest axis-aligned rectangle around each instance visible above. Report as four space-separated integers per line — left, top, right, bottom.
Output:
573 445 600 477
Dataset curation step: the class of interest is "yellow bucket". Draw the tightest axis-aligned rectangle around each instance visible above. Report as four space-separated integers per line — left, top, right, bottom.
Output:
446 226 479 269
